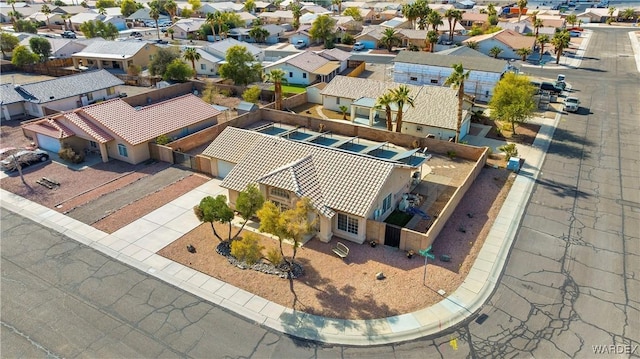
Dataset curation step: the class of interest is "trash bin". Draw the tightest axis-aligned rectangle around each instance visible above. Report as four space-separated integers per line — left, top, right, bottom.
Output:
507 157 521 172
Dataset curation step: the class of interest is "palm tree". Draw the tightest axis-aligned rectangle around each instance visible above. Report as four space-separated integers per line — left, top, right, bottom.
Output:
264 69 287 110
621 8 635 21
607 6 616 22
537 34 550 58
98 7 106 15
414 0 431 30
517 0 527 21
332 0 342 14
444 63 470 143
206 12 216 41
444 9 462 42
402 2 419 29
426 30 438 52
339 105 349 120
244 0 256 13
291 1 302 30
489 46 503 58
375 92 394 131
390 85 415 133
149 5 160 40
7 0 17 25
214 11 225 40
249 26 269 43
529 10 539 22
164 0 177 20
533 18 544 39
41 4 52 31
487 3 497 16
167 28 174 40
309 14 336 48
380 28 399 52
426 11 443 32
565 14 577 27
551 30 570 64
465 41 478 50
515 47 532 61
183 47 200 78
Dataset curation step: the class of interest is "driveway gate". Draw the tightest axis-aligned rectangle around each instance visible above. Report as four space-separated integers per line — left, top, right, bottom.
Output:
173 151 196 170
384 224 401 248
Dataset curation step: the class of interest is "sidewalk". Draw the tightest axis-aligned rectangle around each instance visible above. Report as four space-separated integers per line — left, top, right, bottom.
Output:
0 113 560 346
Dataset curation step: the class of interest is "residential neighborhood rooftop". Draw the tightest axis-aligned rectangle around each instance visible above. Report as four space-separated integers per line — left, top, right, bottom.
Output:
394 50 509 73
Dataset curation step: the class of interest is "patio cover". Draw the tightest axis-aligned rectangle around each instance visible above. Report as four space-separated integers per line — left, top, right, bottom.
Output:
313 61 340 76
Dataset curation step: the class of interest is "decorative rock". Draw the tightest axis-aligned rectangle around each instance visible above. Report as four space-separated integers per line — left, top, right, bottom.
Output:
376 272 385 280
186 244 196 253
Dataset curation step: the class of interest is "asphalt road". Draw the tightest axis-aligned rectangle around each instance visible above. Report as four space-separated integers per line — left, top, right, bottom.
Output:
1 27 638 358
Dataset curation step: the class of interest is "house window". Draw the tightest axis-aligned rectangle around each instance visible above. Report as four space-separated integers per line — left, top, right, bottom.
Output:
117 144 128 157
289 72 293 77
270 187 290 199
271 200 289 211
201 64 206 70
303 73 307 79
410 76 417 81
106 87 115 95
86 93 93 101
416 126 422 132
89 141 97 148
382 194 392 213
430 79 438 84
337 213 359 235
336 97 340 105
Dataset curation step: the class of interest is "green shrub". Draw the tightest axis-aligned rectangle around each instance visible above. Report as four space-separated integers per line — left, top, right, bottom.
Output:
341 33 355 45
447 150 457 159
265 247 282 265
498 143 518 160
156 134 171 145
58 145 84 164
230 233 264 265
220 89 233 97
242 85 261 103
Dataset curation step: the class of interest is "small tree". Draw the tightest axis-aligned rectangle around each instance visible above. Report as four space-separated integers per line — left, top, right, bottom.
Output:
182 47 201 79
14 19 38 34
264 68 287 110
29 37 52 61
41 4 52 30
149 47 180 76
242 85 261 103
194 184 265 242
489 46 503 59
127 64 141 76
201 80 219 104
515 47 532 61
375 92 394 131
230 232 264 265
565 14 577 27
339 105 348 120
488 73 536 135
11 45 39 66
256 198 315 276
309 14 336 48
426 30 439 52
391 85 415 133
343 7 362 21
218 45 262 86
380 28 399 52
1 32 20 58
163 58 193 81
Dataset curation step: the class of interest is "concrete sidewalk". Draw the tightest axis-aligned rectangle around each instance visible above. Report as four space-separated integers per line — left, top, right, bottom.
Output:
0 114 559 346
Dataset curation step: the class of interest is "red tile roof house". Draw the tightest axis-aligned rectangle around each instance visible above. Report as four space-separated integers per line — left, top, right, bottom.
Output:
22 94 220 165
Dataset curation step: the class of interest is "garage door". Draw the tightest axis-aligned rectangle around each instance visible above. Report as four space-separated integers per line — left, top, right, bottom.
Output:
217 160 235 179
361 40 376 49
36 134 61 153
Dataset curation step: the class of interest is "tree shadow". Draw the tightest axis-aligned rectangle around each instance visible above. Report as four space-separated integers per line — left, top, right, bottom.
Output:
545 127 594 160
578 67 607 73
533 177 591 199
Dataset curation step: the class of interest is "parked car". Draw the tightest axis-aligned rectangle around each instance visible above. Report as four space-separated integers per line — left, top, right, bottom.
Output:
61 30 76 39
130 31 143 38
0 149 49 171
564 97 580 112
569 31 581 37
353 42 365 51
540 81 563 94
294 40 306 49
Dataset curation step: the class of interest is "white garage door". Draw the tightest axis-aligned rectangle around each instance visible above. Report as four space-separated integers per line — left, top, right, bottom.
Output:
217 160 235 179
36 134 61 153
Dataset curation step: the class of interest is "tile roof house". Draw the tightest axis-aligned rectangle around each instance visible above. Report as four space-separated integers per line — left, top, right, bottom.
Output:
229 24 285 44
258 10 294 25
463 29 536 60
577 8 619 23
71 40 158 71
22 94 220 164
264 51 341 85
393 50 510 102
460 12 489 27
1 70 124 122
321 76 472 141
202 127 415 243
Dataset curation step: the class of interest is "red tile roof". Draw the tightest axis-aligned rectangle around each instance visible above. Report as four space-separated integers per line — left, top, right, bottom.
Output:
23 118 74 139
81 94 220 145
63 111 114 143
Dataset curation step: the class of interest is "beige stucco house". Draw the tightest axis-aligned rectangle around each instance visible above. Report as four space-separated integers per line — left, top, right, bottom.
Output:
72 40 158 70
202 127 419 244
22 94 220 164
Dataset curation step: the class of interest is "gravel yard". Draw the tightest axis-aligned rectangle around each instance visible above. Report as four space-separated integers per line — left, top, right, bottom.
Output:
158 167 514 320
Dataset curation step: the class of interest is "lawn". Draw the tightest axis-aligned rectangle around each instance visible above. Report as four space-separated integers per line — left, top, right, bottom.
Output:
384 210 414 227
268 85 307 94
